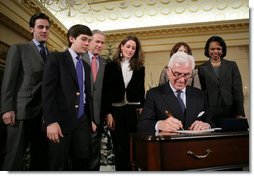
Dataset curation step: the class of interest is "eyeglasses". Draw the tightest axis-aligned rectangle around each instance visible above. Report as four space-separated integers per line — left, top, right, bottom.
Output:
170 68 192 79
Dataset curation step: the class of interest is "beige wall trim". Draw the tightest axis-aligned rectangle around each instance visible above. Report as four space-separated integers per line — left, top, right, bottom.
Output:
0 12 31 40
105 19 249 52
106 19 248 38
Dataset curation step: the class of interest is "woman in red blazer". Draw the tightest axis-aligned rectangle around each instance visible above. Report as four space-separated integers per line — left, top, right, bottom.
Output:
102 35 145 171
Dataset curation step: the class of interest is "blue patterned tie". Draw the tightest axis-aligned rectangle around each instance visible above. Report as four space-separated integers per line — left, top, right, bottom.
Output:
76 56 84 118
176 90 185 113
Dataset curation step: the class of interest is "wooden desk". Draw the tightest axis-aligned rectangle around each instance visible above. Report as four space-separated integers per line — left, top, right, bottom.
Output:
130 131 249 171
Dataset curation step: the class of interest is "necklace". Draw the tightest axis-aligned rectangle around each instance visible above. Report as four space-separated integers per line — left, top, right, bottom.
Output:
211 61 221 67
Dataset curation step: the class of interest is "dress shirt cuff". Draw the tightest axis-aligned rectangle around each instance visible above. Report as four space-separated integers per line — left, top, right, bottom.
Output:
155 121 159 131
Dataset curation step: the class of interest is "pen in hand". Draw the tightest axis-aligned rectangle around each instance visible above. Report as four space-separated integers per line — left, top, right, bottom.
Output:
197 111 205 118
165 110 184 130
165 110 172 117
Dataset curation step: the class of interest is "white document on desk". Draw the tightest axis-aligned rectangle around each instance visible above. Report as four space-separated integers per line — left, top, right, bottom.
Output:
175 128 222 134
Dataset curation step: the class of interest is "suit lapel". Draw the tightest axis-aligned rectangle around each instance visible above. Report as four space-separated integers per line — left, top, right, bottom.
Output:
160 84 185 122
203 61 219 85
185 87 196 127
82 53 94 95
82 53 90 65
97 56 106 82
83 60 91 96
28 41 45 64
218 59 229 83
63 50 79 87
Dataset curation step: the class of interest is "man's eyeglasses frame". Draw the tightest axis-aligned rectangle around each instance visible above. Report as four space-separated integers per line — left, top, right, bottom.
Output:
169 67 193 79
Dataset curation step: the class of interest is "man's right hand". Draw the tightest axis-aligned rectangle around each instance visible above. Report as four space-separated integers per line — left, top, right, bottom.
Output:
47 122 64 143
2 111 15 126
157 116 183 132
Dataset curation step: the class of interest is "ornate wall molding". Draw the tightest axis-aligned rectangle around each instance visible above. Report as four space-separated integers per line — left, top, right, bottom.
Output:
0 0 68 51
0 41 9 70
106 19 248 40
0 12 32 40
104 19 249 53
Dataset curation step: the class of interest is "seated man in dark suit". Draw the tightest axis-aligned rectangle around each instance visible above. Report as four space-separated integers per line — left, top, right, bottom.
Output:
138 52 212 133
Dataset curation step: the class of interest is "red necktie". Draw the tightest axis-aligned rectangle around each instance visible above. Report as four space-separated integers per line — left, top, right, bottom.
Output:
91 56 97 82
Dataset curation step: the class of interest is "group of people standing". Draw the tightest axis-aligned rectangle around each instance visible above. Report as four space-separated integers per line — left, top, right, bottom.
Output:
0 12 144 171
139 37 245 133
0 11 245 171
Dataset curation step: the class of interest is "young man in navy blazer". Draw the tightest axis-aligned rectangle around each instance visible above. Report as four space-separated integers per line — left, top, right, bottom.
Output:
42 24 93 170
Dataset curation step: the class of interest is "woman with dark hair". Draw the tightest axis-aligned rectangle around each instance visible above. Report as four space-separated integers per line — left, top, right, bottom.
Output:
169 42 192 57
102 35 145 171
159 42 200 89
198 36 245 125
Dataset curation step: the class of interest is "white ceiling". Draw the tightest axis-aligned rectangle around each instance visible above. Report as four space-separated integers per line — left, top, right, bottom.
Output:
43 0 249 31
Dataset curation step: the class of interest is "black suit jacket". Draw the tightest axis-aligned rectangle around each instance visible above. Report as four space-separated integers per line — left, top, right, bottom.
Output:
42 50 92 134
138 83 211 133
198 59 245 116
102 61 145 116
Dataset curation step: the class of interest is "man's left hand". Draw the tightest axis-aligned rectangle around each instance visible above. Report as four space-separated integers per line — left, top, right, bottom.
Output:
189 120 211 130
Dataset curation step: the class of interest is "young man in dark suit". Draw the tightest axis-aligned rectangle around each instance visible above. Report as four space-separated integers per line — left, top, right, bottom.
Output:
83 30 107 171
138 52 212 133
42 24 93 171
0 12 50 171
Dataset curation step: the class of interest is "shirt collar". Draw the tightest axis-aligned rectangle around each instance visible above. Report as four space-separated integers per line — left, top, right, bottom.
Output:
169 82 186 94
88 51 98 60
68 48 79 59
33 39 45 47
122 57 130 63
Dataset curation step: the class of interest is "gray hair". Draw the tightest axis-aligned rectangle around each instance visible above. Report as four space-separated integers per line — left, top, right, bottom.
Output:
167 52 195 70
92 29 105 36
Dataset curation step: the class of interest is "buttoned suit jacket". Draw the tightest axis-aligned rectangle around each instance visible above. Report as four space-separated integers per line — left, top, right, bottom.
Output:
138 83 211 133
42 50 92 134
1 41 46 120
83 53 106 127
198 59 245 116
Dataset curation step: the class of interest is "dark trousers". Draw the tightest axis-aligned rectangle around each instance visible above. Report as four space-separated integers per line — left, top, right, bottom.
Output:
89 130 102 171
110 105 138 171
48 116 90 171
0 120 7 170
2 117 48 171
